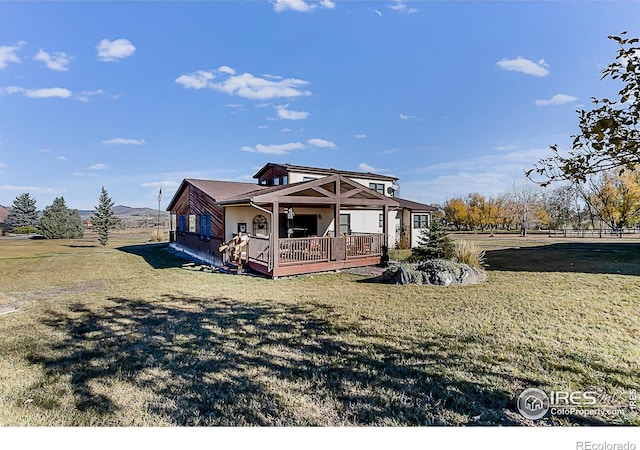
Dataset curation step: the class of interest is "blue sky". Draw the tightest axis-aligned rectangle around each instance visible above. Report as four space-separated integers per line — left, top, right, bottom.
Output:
0 0 638 210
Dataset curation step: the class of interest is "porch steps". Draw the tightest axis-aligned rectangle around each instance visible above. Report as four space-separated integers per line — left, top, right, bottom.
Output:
218 262 245 274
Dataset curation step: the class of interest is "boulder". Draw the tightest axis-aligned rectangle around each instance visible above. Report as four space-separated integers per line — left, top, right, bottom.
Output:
381 259 485 286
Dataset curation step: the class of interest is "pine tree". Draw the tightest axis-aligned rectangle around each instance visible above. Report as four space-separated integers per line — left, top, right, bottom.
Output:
9 193 38 231
38 197 84 239
92 186 118 246
411 217 454 260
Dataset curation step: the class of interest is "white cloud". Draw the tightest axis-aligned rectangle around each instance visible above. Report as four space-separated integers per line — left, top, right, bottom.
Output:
34 49 71 71
359 162 385 173
241 142 306 155
281 128 292 132
402 172 515 205
307 138 336 149
403 146 554 204
0 86 24 95
496 57 549 77
374 9 382 17
272 0 334 12
399 113 418 120
493 144 517 151
0 162 6 170
2 86 72 98
25 87 72 99
78 89 105 102
89 163 110 170
273 0 314 12
276 104 309 120
73 172 98 177
101 138 147 145
57 156 66 161
96 38 136 62
176 67 312 100
257 125 268 129
0 41 25 69
355 134 367 139
0 184 59 195
217 65 236 75
534 93 578 106
175 70 215 89
319 0 335 8
389 1 417 14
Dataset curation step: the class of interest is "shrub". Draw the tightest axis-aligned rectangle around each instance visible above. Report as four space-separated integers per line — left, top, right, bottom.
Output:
150 229 164 242
453 240 486 269
38 197 84 239
410 218 455 261
13 225 38 234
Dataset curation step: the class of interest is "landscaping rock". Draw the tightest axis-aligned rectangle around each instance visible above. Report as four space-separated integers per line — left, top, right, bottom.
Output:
381 259 485 286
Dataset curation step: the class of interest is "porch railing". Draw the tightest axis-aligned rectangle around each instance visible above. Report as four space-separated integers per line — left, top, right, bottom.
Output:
247 234 271 266
279 236 330 265
346 233 384 258
249 233 385 270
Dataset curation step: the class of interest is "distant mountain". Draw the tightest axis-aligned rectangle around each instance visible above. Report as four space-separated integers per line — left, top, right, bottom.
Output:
78 205 169 218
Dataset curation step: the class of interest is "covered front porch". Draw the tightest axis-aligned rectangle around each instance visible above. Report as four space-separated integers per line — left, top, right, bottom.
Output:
246 232 385 277
219 174 398 278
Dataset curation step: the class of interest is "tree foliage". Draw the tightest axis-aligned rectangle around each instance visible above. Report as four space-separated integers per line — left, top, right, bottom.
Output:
584 170 640 230
443 197 467 230
92 186 118 246
412 217 454 260
8 193 38 230
528 33 640 186
38 197 84 239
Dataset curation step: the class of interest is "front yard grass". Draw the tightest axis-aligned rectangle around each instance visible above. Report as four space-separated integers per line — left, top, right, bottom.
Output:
0 234 638 426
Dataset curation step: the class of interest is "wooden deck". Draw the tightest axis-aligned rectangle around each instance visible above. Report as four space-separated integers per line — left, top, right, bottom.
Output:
247 233 385 278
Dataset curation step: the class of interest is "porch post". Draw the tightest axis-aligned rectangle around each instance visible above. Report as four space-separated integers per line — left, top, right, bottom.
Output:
271 201 279 273
334 177 341 237
383 204 389 246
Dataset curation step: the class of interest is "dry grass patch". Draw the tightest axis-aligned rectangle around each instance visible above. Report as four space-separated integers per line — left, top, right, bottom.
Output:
0 235 638 426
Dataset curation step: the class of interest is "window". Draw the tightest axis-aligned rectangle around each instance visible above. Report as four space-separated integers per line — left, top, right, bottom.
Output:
413 214 430 229
379 213 384 228
339 213 350 235
188 215 196 233
273 177 280 186
369 183 385 195
253 215 269 236
282 175 288 185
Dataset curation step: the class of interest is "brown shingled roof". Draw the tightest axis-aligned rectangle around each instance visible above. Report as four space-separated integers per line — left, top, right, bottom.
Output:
394 197 439 212
186 179 265 201
166 179 268 211
253 162 399 182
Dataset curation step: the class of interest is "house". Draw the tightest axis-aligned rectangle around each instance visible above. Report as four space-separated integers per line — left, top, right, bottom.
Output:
166 162 437 278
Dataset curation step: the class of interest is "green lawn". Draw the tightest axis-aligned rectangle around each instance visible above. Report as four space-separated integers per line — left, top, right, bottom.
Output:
0 233 638 426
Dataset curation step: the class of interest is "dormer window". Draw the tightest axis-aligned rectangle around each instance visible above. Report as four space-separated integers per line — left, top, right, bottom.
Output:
369 183 385 195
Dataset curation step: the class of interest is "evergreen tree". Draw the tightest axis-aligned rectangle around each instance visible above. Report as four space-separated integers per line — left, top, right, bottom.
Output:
38 197 84 239
92 186 118 246
9 193 38 230
411 217 454 260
